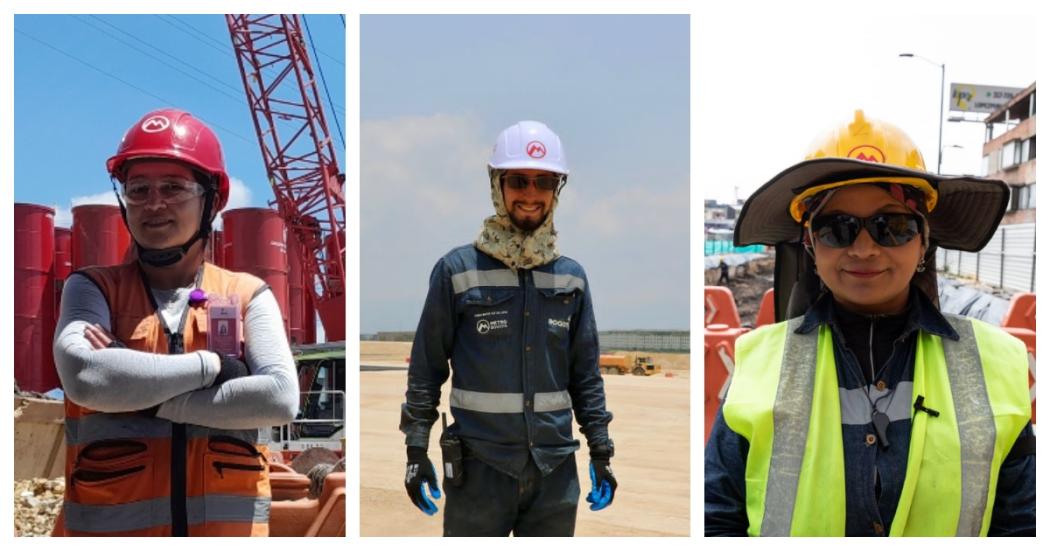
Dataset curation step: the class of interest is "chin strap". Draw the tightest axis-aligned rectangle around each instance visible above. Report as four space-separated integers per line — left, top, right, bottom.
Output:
112 176 217 268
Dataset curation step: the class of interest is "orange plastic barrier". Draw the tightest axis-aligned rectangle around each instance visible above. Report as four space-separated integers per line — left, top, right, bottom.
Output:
271 470 311 501
269 472 346 537
1002 293 1036 331
1002 293 1036 424
755 288 775 327
705 323 749 443
705 286 742 328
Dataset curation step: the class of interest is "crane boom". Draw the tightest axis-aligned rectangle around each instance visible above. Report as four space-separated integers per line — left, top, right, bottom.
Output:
226 14 345 340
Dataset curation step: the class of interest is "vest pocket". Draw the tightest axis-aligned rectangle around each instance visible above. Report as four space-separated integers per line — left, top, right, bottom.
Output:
203 436 268 497
69 439 153 505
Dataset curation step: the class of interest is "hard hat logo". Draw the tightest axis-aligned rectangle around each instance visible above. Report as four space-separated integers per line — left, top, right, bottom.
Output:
848 145 886 164
526 141 547 159
141 116 171 134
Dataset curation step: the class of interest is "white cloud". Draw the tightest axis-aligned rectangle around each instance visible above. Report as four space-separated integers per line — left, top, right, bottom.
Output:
70 190 119 207
52 205 72 229
213 177 254 229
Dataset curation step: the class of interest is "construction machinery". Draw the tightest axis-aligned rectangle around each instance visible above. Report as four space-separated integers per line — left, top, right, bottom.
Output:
271 341 346 462
598 354 662 376
226 14 346 341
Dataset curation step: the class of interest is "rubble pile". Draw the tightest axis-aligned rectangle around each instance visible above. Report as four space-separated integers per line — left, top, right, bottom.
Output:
14 478 63 537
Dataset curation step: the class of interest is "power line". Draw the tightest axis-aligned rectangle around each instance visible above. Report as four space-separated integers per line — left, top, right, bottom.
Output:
15 28 255 145
74 16 245 105
153 14 229 55
303 15 345 149
86 15 244 97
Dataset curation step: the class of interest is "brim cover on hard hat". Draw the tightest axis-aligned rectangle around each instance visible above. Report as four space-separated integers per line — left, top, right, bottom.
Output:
488 159 569 175
734 158 1009 252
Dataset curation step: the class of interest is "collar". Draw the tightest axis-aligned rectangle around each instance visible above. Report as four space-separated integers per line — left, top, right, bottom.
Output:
795 285 959 341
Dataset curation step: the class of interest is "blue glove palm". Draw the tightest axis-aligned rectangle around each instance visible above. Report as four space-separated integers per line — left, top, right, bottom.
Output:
586 460 617 511
405 446 441 515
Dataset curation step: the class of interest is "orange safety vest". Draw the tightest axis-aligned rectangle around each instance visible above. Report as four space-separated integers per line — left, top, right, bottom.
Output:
60 261 272 536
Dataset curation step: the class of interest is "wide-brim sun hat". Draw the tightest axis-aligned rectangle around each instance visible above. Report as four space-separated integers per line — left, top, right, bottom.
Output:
735 110 1009 252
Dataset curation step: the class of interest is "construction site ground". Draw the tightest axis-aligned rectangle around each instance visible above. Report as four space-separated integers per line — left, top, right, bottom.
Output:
360 341 690 536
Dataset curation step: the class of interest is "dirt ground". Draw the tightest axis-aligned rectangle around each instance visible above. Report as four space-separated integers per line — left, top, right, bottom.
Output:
360 341 690 536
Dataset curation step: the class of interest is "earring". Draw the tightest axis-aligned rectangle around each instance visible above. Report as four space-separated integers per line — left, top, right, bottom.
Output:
916 257 927 273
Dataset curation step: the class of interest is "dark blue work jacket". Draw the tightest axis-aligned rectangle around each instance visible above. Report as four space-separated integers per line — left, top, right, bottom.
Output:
401 245 612 478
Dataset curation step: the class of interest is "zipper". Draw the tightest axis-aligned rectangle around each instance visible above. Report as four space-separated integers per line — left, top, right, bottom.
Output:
213 461 265 478
73 465 145 483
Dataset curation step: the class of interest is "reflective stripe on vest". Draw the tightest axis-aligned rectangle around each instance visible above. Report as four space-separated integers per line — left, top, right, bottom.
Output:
66 413 265 448
450 388 572 413
723 314 1030 536
532 271 586 293
451 269 519 294
63 495 270 534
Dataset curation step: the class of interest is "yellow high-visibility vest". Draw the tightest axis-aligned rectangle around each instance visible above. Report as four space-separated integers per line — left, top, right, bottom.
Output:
722 313 1030 536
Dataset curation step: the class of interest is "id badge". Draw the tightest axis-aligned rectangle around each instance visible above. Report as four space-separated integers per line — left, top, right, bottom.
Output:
207 295 241 358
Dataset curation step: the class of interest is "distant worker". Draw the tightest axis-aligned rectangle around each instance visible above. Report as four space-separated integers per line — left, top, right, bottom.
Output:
53 108 299 536
400 121 616 536
705 110 1035 536
718 256 730 285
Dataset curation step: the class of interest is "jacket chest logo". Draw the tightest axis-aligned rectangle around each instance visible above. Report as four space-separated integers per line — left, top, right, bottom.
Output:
548 317 571 330
475 310 509 335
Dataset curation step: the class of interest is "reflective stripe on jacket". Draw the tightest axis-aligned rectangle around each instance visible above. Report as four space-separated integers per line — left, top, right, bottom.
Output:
722 313 1030 536
61 261 272 536
401 245 612 478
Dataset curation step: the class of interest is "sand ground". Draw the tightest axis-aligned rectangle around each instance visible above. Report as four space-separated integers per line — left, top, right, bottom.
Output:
359 341 690 536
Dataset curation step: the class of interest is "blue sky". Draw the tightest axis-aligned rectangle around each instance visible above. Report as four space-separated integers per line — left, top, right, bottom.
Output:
14 14 345 227
360 15 690 332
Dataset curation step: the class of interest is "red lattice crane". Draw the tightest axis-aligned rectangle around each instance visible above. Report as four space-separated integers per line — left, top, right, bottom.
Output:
226 14 345 340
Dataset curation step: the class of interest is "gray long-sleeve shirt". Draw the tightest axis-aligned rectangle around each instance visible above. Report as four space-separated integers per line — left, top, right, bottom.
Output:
54 273 298 430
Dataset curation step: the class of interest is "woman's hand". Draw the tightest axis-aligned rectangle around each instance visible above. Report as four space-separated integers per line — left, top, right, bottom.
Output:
84 323 125 350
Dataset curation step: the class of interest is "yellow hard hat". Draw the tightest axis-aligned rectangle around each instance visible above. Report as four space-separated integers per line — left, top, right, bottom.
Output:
788 110 937 222
735 109 1010 253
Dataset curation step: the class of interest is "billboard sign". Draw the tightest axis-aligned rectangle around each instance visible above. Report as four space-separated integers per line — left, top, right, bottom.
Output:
950 83 1024 113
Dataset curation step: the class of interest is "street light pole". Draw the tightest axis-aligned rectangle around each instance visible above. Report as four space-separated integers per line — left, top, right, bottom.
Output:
900 53 946 174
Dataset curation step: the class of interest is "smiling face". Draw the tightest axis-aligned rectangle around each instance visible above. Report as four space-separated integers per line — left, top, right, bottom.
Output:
811 184 924 314
123 160 205 250
501 168 556 232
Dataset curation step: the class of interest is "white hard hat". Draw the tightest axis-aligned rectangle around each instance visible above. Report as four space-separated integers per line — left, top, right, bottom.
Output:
488 120 568 175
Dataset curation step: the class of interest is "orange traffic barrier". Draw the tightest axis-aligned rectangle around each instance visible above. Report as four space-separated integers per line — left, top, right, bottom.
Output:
1001 293 1035 424
271 470 311 501
755 288 775 327
305 472 346 537
705 323 749 443
1002 293 1036 331
705 286 742 328
270 472 346 537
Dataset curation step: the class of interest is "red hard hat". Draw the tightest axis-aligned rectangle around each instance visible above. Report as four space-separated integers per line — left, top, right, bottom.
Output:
107 108 230 211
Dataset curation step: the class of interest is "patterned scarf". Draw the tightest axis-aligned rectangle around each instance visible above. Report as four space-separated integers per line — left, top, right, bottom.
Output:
474 172 560 270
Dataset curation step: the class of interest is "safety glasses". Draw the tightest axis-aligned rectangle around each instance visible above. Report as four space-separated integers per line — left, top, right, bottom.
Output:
811 212 923 248
121 177 205 206
502 173 562 191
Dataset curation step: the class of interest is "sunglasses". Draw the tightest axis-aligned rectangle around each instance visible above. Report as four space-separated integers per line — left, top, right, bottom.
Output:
502 173 562 191
810 212 923 248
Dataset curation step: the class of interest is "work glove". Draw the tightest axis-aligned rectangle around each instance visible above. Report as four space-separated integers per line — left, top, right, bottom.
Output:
212 354 250 387
405 446 441 515
586 444 617 511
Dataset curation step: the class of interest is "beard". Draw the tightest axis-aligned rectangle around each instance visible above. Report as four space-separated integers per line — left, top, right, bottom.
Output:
508 209 548 232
